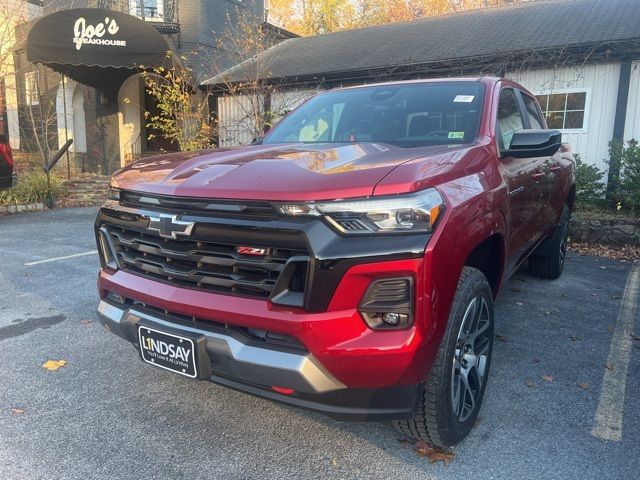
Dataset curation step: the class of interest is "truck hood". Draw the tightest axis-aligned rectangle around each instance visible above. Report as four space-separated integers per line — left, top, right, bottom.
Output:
111 142 458 201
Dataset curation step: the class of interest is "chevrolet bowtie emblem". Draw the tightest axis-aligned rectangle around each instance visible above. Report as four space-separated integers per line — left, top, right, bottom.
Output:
148 214 195 239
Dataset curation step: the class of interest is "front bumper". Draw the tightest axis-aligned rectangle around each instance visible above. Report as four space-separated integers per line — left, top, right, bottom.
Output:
97 297 420 421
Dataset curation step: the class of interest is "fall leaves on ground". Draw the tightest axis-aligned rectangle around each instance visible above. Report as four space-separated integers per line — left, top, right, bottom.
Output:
42 359 67 371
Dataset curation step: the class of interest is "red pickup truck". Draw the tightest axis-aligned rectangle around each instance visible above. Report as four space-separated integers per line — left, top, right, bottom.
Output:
96 77 574 447
0 134 17 190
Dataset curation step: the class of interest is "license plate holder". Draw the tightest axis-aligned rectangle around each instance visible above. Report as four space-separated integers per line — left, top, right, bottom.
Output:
138 326 198 379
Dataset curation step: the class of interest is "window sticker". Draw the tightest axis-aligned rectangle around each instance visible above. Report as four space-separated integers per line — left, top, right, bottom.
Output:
453 95 475 103
448 131 465 139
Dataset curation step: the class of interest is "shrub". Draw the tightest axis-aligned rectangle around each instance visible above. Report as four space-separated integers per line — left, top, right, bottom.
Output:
574 153 605 202
0 170 65 206
618 139 640 214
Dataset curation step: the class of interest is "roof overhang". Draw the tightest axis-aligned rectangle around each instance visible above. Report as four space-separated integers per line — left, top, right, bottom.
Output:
26 8 170 88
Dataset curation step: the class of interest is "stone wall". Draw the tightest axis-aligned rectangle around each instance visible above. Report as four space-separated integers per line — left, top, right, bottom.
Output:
569 215 640 246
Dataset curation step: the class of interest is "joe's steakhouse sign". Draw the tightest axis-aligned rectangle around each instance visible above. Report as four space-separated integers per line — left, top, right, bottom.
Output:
73 16 126 50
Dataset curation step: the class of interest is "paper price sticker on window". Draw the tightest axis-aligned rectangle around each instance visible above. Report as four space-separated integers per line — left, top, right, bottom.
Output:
454 95 475 103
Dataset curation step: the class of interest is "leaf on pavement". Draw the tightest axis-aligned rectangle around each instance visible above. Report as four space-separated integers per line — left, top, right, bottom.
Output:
80 320 92 325
414 440 455 465
607 325 615 332
542 375 554 382
516 302 523 306
569 335 581 341
577 382 590 390
604 362 614 371
495 334 507 342
9 407 24 415
42 359 67 371
524 379 536 388
631 334 640 341
532 357 541 364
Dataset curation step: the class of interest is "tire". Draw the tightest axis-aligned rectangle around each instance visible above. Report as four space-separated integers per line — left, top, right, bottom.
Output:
528 205 569 280
394 267 494 447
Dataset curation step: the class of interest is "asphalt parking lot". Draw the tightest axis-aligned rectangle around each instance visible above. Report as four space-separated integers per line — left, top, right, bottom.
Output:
0 207 638 480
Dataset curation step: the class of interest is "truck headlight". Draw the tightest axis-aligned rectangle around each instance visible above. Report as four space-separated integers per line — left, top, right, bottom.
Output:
275 189 444 235
107 187 121 201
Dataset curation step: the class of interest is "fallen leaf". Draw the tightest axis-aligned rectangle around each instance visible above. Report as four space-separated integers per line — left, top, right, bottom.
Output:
532 357 541 364
524 379 536 388
543 310 552 316
414 440 455 465
561 293 568 298
331 458 338 468
591 293 598 297
631 334 640 341
569 335 581 341
516 302 523 306
577 382 589 390
9 407 24 415
42 360 67 371
542 374 554 382
80 320 92 325
495 334 507 342
605 363 614 371
607 325 615 332
599 266 607 270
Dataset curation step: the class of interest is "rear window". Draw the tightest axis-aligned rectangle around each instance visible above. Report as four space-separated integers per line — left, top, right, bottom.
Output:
263 82 484 148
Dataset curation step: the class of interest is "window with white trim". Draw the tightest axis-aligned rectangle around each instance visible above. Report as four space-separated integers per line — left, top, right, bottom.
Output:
535 90 588 130
130 0 165 22
24 71 39 106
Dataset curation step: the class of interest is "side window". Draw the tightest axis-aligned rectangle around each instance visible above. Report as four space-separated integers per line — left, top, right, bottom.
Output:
521 93 544 129
497 89 524 151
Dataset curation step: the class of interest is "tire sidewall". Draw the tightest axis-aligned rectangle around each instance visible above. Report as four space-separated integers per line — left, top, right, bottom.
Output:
436 270 494 445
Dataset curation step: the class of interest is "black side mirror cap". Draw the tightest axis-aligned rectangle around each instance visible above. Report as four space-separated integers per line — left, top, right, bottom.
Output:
502 129 562 158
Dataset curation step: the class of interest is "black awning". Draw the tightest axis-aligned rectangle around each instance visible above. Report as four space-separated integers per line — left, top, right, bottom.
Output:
27 8 170 88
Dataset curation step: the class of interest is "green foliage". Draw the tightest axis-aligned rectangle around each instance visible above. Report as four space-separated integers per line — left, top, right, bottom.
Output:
139 53 214 152
574 153 605 202
0 170 65 205
614 138 640 214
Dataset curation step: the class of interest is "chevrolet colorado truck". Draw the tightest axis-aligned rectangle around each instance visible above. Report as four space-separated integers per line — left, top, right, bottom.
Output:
0 134 17 190
96 77 575 447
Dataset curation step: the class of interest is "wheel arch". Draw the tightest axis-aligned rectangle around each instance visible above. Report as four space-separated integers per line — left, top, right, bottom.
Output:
463 233 506 297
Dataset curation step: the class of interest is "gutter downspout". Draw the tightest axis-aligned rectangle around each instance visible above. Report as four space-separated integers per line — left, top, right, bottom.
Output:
607 59 632 197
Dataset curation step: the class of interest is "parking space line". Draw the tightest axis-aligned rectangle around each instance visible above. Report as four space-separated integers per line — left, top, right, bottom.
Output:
25 250 98 266
591 266 639 442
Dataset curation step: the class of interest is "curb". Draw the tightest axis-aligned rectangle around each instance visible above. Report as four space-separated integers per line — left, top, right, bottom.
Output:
0 203 47 214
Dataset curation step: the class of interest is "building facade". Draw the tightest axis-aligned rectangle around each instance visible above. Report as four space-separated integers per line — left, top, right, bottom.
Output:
6 0 267 174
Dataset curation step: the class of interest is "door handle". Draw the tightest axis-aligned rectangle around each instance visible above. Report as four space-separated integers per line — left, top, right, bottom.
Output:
531 172 546 180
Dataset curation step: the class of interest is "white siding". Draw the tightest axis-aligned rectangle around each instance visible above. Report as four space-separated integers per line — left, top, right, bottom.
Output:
217 89 321 147
624 60 640 142
217 95 257 147
507 63 621 172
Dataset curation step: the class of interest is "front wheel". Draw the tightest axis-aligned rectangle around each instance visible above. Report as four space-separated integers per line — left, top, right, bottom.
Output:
394 267 494 447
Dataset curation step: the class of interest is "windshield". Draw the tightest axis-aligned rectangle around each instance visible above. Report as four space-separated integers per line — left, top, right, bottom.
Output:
263 82 484 148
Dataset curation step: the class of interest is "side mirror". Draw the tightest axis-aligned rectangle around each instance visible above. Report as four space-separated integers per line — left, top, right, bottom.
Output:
503 130 562 158
250 136 263 145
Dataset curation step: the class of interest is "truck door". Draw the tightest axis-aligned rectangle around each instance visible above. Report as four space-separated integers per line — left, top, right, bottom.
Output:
496 88 547 272
519 91 563 234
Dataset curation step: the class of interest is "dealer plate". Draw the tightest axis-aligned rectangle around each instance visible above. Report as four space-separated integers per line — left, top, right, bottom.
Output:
138 326 197 379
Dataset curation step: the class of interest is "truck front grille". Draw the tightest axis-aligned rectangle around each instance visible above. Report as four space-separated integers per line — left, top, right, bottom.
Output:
102 224 309 300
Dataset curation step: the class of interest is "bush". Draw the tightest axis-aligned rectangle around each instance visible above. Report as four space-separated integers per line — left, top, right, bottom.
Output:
0 170 65 206
618 139 640 214
574 153 605 202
